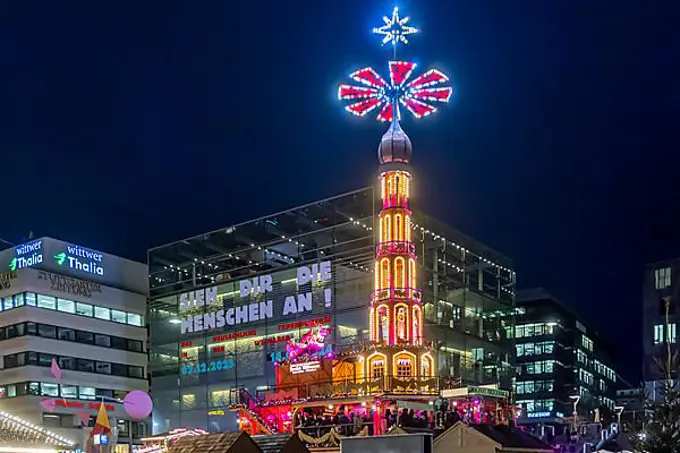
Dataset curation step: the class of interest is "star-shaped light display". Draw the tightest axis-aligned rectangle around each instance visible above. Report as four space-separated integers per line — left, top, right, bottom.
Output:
373 6 418 49
338 61 453 122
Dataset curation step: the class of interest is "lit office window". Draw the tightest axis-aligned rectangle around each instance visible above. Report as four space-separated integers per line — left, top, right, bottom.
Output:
655 267 672 290
581 335 594 352
668 323 677 344
654 325 664 344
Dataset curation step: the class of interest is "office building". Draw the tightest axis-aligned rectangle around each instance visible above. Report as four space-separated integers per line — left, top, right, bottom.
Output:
147 187 517 433
0 237 148 450
511 288 617 429
643 260 679 400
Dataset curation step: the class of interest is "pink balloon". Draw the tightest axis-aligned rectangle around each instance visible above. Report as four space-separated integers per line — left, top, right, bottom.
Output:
124 391 153 420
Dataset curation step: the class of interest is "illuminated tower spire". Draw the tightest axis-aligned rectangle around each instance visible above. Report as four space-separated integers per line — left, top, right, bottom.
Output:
338 5 453 380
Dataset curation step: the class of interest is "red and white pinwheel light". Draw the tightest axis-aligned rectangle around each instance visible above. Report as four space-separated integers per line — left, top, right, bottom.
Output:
338 61 453 122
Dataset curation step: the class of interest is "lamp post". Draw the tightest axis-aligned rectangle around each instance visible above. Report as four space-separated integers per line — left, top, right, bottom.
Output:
569 395 580 434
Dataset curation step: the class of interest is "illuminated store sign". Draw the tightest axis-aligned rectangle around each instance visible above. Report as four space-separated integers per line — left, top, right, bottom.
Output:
290 361 321 374
9 240 43 271
54 244 104 276
179 261 333 335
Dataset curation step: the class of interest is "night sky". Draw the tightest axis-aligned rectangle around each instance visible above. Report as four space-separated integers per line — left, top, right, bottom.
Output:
0 0 677 384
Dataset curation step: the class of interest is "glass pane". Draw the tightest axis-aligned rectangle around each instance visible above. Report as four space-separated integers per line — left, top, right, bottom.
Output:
25 293 37 306
111 310 127 323
39 353 56 367
94 306 111 321
14 294 24 307
37 295 57 310
38 325 57 338
94 334 111 348
2 297 14 310
96 362 111 374
129 367 144 379
27 382 39 396
41 383 59 397
77 359 95 373
59 357 75 370
127 313 143 326
76 303 93 317
79 387 96 400
128 340 143 353
57 299 75 313
58 328 76 342
61 385 78 399
76 331 94 344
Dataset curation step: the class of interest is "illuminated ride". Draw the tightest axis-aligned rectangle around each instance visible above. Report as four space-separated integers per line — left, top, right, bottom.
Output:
234 6 511 439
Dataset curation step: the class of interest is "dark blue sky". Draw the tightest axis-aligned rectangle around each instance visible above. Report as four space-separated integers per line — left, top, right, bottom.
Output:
0 0 677 383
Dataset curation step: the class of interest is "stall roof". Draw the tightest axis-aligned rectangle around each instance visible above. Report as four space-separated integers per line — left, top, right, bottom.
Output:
252 434 311 453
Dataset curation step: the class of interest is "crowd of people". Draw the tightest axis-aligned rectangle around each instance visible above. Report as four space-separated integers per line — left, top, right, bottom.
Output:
294 403 493 438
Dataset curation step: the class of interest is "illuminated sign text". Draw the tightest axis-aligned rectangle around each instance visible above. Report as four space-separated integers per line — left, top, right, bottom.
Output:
179 261 332 334
10 240 43 271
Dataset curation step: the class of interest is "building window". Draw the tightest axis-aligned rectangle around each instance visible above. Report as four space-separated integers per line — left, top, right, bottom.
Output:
515 323 555 338
396 359 412 377
516 341 555 357
37 295 56 310
655 267 672 290
525 360 555 375
579 368 594 386
515 380 554 395
582 335 594 352
576 349 589 365
76 302 93 317
1 292 144 326
372 360 384 379
56 298 75 314
655 325 664 344
668 323 677 344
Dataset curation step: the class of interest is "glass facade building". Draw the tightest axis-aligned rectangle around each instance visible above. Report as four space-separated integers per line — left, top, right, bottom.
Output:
148 187 516 434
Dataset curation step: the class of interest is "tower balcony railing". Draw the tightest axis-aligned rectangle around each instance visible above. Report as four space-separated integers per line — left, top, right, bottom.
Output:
382 194 410 209
376 240 416 257
371 287 422 303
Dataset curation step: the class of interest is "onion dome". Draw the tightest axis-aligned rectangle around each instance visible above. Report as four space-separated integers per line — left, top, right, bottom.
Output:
378 119 413 164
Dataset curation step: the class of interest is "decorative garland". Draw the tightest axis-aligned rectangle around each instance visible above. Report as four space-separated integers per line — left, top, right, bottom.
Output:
297 427 369 446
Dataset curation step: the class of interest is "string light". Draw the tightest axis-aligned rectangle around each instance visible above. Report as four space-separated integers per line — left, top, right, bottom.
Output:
339 61 453 121
372 7 418 49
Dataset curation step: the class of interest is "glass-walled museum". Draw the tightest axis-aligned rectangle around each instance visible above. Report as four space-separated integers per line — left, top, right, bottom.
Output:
148 187 517 433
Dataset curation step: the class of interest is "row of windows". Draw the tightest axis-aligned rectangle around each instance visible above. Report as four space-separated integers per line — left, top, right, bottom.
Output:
42 413 147 437
4 351 145 379
654 324 677 344
0 381 129 401
514 380 555 395
0 322 144 353
593 359 616 382
599 396 615 410
0 292 144 326
578 368 594 386
514 323 555 339
522 360 556 375
655 266 672 290
516 399 555 412
515 341 555 357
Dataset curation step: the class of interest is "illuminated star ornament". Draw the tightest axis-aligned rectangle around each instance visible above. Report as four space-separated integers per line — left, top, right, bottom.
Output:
338 61 453 121
373 6 418 50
